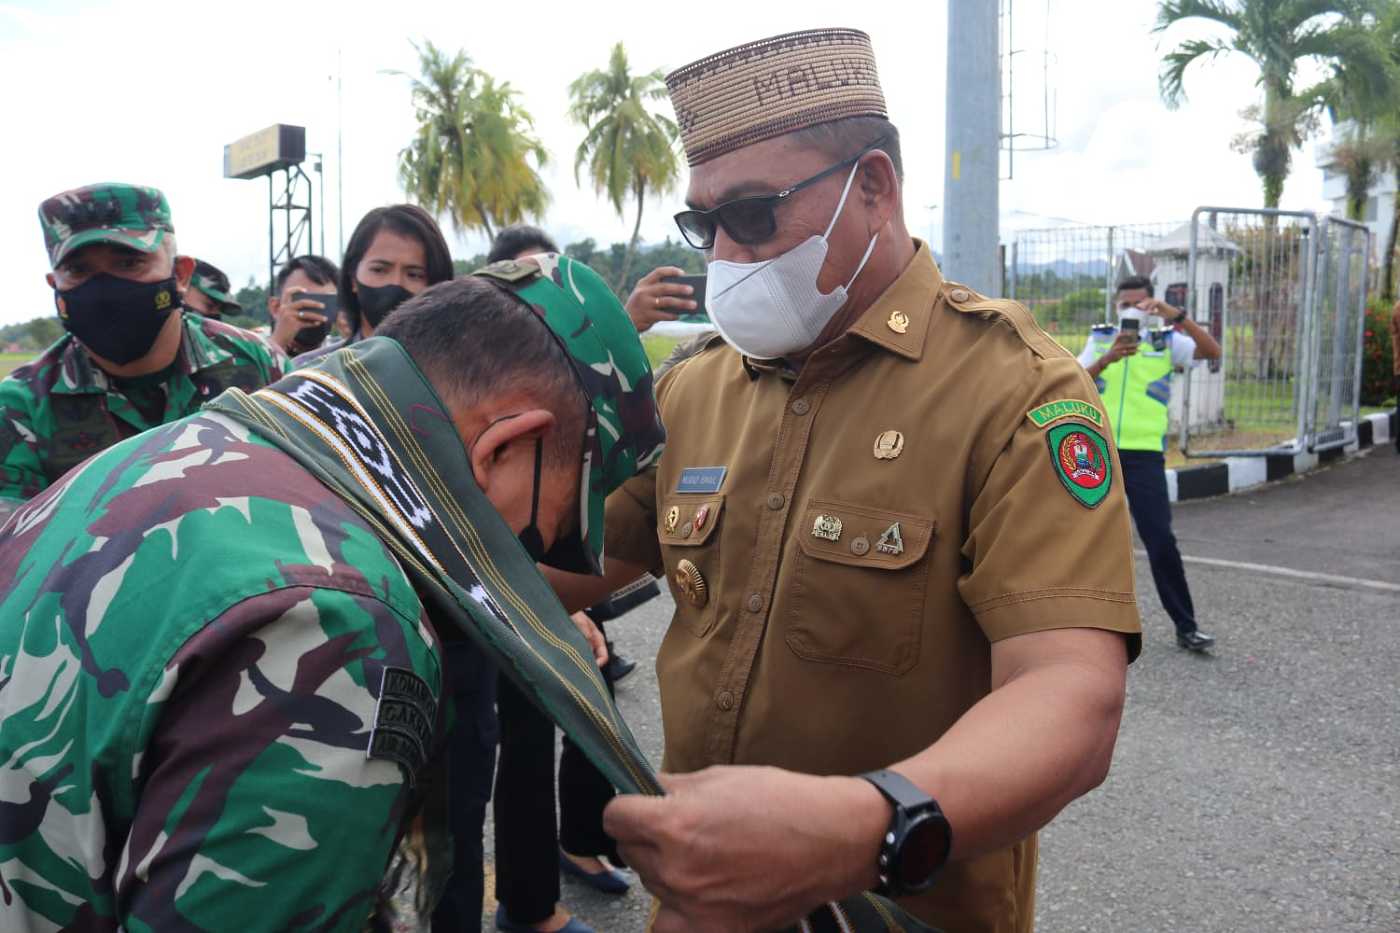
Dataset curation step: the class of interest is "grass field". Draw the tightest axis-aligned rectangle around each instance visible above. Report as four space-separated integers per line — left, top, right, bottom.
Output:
0 353 28 378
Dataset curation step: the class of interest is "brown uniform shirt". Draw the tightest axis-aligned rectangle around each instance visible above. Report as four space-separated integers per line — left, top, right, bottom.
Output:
605 244 1142 933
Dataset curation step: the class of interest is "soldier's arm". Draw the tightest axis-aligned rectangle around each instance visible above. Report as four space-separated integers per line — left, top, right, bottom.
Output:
0 379 49 519
545 465 661 613
119 585 441 932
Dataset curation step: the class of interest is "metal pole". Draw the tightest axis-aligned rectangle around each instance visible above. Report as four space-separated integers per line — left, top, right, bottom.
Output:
1104 226 1115 324
267 173 275 295
1350 227 1371 433
337 47 345 261
1182 210 1200 456
943 0 1001 295
1009 240 1018 300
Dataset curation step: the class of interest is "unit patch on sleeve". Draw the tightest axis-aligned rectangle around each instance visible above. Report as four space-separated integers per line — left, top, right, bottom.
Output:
1046 422 1113 509
1026 399 1104 430
367 666 438 786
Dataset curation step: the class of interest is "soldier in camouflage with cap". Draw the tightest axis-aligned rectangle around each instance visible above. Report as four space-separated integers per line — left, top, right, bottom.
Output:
182 258 244 320
0 253 665 931
0 182 288 523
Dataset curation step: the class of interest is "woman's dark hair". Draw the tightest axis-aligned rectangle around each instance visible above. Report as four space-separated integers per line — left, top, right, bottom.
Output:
273 254 340 299
341 204 454 329
487 225 560 264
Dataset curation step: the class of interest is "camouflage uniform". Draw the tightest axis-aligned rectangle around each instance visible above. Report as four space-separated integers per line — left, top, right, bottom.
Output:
0 254 664 931
0 183 287 521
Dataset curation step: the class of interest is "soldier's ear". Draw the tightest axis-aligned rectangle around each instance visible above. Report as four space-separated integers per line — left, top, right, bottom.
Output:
173 255 196 289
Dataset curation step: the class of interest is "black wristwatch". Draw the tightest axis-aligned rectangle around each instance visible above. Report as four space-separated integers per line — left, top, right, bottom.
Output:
859 769 952 897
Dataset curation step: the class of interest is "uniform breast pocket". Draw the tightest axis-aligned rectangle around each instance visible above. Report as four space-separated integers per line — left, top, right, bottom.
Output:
786 498 935 676
657 494 724 638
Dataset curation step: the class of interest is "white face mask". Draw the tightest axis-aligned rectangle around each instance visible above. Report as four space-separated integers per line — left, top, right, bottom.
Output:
705 162 880 359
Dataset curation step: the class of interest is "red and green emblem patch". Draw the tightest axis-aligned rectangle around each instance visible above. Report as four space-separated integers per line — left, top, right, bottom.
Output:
1046 422 1112 508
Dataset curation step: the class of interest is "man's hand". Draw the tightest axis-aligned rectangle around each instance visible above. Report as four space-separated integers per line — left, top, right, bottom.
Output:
1135 297 1184 323
270 291 331 354
1097 332 1139 368
604 767 886 933
625 266 697 334
570 610 609 668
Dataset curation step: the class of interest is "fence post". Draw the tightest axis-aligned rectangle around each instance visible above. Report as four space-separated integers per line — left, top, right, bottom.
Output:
1104 226 1116 324
1351 227 1372 433
1009 241 1018 300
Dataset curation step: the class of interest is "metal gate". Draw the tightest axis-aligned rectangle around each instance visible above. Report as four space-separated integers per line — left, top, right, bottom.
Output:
1180 208 1371 457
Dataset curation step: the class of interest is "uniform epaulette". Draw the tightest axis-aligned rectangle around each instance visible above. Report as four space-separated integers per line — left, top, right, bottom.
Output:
941 282 1066 360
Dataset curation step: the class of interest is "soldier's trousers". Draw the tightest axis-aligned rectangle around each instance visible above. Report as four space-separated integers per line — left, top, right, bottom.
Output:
1120 450 1199 636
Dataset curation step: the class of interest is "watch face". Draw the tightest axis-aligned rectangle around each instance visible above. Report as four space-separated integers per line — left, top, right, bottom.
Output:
899 812 952 891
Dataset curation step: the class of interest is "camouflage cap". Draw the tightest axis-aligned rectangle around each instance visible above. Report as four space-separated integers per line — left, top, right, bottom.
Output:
473 254 666 576
38 182 174 267
191 259 243 315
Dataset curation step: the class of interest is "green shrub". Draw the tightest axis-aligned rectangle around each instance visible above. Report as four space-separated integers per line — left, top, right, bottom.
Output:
1361 297 1395 406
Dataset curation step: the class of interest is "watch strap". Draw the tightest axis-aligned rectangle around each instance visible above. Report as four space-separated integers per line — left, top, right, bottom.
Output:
860 768 932 811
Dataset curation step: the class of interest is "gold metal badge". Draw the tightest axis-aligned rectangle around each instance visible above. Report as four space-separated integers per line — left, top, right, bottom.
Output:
664 505 680 534
155 289 172 310
675 559 708 608
876 522 905 556
873 430 904 460
694 503 711 532
887 310 910 334
812 514 843 542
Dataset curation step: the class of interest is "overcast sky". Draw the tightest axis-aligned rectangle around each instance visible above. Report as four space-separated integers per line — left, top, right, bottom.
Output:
0 0 1340 328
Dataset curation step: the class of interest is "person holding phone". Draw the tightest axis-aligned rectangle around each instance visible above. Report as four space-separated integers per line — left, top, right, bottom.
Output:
266 255 340 356
623 266 699 333
1079 275 1222 652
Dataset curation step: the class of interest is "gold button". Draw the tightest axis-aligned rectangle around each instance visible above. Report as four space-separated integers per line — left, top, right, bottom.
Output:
767 493 786 510
851 536 870 556
675 559 708 608
950 288 971 303
791 398 811 416
717 691 735 711
746 593 764 613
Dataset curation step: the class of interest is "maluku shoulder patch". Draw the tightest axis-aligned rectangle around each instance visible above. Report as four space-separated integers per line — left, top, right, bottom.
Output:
1027 399 1104 430
367 666 438 786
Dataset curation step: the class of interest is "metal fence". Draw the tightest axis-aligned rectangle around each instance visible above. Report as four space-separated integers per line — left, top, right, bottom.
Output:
1009 208 1372 459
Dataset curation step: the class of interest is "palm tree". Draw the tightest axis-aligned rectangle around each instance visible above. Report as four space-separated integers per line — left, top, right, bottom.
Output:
1155 0 1392 208
569 42 680 291
394 42 550 241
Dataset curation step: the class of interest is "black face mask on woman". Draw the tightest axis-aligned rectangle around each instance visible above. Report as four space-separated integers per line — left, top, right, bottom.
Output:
55 273 179 364
356 281 415 329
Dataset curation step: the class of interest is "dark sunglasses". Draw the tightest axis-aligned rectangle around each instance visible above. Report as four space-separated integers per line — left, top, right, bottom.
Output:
673 136 889 250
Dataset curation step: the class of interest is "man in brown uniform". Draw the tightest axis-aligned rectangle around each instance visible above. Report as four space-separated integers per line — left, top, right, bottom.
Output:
551 29 1141 933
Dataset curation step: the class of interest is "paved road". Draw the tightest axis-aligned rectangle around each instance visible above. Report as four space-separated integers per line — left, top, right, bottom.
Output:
485 446 1400 932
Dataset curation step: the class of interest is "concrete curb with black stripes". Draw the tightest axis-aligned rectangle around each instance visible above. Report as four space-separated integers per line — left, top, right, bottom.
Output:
1167 411 1398 503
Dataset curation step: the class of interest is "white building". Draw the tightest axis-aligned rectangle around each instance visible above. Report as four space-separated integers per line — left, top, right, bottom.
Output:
1315 121 1397 263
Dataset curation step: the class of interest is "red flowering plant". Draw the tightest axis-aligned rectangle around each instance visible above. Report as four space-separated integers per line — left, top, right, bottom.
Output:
1360 297 1395 406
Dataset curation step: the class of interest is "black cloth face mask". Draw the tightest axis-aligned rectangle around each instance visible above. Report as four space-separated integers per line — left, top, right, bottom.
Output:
293 318 333 351
516 438 548 563
56 273 179 365
356 281 415 329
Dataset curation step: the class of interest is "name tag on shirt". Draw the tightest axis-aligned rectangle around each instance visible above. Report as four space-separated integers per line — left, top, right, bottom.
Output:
676 466 727 494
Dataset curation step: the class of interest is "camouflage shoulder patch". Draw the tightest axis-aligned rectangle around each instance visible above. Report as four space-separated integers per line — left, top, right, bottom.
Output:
1027 399 1104 430
1046 422 1112 509
368 666 437 787
472 258 544 284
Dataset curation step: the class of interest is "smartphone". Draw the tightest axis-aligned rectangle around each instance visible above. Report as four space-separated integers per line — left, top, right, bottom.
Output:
662 274 707 320
1119 317 1141 342
293 289 340 319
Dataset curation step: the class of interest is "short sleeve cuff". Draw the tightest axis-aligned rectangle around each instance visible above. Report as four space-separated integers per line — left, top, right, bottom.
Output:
972 589 1143 662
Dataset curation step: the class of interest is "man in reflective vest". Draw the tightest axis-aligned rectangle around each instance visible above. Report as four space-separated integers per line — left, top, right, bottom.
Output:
1080 275 1222 651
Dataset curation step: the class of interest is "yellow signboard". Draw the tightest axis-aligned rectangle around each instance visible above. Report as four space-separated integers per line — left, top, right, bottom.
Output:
223 124 306 180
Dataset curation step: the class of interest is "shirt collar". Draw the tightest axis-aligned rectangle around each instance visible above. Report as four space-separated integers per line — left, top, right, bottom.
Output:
844 239 943 362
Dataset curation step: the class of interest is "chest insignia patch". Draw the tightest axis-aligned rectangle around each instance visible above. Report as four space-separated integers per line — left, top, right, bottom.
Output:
812 514 843 542
676 466 727 494
368 666 438 787
1047 423 1113 509
873 430 904 460
875 522 905 556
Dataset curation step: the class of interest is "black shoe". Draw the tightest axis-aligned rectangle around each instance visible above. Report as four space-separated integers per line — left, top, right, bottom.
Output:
1176 630 1216 652
602 644 637 683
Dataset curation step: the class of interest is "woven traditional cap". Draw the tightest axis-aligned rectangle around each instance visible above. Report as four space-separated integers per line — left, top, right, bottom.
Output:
666 28 887 167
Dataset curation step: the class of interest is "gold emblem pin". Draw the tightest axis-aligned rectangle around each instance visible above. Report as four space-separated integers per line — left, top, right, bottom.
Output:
675 559 708 608
694 503 711 531
812 514 843 542
876 522 905 556
664 505 680 534
873 430 905 460
887 310 910 334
